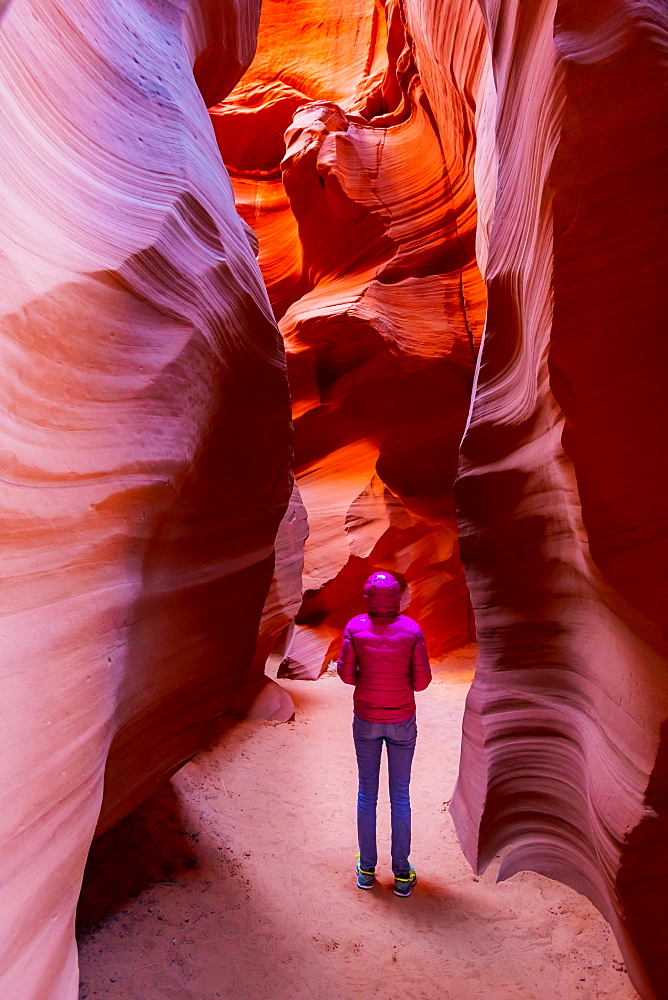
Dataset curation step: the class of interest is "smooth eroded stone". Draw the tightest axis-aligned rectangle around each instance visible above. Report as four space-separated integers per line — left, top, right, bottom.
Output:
213 0 488 671
0 2 291 997
450 4 668 999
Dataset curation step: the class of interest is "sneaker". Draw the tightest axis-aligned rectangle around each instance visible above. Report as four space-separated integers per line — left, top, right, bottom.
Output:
393 866 417 897
355 854 375 890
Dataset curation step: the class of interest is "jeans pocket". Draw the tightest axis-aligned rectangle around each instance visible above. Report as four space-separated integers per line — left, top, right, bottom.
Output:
391 715 417 743
353 712 372 738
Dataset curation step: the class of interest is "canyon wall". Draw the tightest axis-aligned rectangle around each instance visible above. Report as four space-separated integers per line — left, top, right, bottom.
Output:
220 2 668 995
212 0 488 677
0 2 291 997
450 3 668 999
2 1 665 998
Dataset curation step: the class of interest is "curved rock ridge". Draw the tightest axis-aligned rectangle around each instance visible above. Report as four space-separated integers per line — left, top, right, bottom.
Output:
450 3 668 999
0 2 291 997
213 0 488 676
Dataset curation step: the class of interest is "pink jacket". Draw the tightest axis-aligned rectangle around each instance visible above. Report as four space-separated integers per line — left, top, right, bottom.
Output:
337 572 431 723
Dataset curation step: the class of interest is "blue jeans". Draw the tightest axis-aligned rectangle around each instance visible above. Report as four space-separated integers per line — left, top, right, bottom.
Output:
353 712 417 875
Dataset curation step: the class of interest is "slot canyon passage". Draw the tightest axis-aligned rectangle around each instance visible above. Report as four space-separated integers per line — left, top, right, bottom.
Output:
0 1 666 999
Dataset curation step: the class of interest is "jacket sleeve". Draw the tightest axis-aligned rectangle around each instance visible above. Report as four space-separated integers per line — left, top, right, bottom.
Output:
410 628 432 691
337 625 359 685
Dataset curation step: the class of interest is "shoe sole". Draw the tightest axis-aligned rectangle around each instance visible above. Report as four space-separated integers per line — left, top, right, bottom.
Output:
357 881 374 889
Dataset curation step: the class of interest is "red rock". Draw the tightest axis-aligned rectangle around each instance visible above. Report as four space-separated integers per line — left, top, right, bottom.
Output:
4 1 665 998
449 3 668 999
0 2 290 996
214 0 488 677
227 676 296 723
221 2 668 995
251 482 309 684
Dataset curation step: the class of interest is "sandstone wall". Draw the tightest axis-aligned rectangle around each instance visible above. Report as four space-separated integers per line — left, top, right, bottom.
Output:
0 2 291 996
3 1 666 997
213 0 488 675
450 3 668 999
219 3 668 995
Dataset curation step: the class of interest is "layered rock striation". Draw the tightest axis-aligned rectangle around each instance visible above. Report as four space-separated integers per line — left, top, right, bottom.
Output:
0 2 291 997
3 1 666 998
217 2 668 995
213 0 488 676
450 3 668 999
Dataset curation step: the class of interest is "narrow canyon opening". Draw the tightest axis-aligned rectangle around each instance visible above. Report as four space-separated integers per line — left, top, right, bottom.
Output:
1 2 666 1000
73 2 662 998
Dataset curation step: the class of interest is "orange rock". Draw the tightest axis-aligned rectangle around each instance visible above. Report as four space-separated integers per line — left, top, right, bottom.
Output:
217 2 668 995
4 1 664 998
214 0 488 676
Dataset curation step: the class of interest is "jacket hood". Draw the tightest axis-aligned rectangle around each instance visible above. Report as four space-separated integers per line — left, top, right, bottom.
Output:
364 572 401 618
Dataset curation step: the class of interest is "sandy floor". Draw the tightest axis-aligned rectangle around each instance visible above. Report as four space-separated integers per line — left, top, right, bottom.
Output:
77 647 639 1000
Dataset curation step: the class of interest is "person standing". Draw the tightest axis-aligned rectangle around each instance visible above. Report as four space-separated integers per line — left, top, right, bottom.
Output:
337 571 431 897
